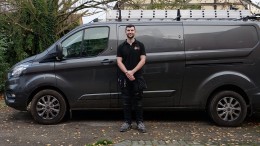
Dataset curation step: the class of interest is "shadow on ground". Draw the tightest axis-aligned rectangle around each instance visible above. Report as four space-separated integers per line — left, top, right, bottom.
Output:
71 110 260 124
5 108 260 125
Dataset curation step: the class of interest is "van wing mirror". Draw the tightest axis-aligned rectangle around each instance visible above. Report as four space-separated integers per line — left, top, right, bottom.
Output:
56 43 63 60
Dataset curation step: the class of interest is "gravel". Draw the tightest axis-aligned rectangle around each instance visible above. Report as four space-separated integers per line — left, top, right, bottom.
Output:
0 99 259 146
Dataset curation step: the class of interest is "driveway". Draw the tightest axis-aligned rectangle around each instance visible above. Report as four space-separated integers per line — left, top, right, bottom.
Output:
0 99 259 146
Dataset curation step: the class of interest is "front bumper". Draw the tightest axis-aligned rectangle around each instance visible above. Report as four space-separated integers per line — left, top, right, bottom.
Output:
4 78 29 111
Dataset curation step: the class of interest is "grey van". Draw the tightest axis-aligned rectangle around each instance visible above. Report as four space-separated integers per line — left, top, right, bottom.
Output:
4 15 260 126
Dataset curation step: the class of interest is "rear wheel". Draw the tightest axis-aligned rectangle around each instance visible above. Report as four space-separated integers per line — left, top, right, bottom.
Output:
31 89 67 124
208 90 247 126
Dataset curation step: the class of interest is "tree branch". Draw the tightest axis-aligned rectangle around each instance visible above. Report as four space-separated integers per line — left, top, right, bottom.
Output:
2 12 33 33
57 0 116 24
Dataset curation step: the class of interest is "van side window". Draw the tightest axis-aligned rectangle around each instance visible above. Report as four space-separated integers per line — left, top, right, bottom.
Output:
61 30 83 58
82 27 109 57
184 25 258 51
118 25 183 53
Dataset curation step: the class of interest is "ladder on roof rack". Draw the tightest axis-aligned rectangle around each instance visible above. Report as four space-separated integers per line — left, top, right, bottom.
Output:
106 10 252 21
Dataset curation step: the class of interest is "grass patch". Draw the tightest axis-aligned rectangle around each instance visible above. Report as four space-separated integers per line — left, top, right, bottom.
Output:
86 139 113 146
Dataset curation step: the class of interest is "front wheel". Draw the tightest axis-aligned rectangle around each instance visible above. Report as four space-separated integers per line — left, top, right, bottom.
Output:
31 89 67 124
208 90 247 127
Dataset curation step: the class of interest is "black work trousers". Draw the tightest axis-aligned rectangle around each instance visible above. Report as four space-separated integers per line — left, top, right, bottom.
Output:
121 80 143 124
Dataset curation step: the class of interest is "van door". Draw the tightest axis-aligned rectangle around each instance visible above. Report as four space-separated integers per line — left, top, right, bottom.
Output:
55 26 117 109
117 23 185 107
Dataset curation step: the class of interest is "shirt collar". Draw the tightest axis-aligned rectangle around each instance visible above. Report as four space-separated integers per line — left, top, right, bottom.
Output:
124 39 138 45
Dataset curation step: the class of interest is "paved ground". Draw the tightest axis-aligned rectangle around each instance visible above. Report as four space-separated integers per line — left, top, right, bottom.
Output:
0 99 259 146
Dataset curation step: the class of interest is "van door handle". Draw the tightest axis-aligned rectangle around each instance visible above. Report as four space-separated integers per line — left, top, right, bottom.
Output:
101 59 113 65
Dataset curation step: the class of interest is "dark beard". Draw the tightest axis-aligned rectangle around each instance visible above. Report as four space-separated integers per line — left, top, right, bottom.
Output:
127 35 134 39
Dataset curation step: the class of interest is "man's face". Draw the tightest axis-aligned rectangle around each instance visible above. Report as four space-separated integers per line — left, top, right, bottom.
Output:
125 27 135 39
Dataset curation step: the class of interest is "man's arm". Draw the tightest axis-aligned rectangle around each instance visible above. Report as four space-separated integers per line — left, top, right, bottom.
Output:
127 55 146 78
117 57 135 81
117 57 128 73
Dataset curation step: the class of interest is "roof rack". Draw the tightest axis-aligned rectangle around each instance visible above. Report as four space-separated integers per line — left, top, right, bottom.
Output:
242 13 260 21
106 10 252 21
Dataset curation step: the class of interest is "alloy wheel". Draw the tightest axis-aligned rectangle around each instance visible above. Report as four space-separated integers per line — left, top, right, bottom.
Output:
216 96 241 121
36 95 60 120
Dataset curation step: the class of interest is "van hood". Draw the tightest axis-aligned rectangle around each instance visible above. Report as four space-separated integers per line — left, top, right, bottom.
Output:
13 55 37 67
12 48 50 69
22 55 37 63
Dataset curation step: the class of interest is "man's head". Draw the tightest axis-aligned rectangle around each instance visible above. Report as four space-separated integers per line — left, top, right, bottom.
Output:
125 24 136 39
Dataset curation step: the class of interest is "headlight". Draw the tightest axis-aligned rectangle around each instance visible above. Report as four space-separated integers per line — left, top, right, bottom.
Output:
11 64 29 78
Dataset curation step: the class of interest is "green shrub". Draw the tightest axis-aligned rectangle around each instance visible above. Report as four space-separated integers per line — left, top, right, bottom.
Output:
0 34 10 92
86 139 113 146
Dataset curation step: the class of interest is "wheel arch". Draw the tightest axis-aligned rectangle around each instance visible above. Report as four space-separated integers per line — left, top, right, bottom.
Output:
206 84 250 111
27 86 70 111
194 71 255 110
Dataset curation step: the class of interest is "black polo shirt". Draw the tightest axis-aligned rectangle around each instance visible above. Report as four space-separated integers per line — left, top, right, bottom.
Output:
117 39 146 76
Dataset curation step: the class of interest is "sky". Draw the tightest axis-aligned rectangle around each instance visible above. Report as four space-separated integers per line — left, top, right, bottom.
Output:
82 11 107 23
252 0 259 4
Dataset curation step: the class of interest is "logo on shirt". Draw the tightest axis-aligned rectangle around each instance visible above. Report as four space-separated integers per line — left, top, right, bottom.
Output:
134 46 140 50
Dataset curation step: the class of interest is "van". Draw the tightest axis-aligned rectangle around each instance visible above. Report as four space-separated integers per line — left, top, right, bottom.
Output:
4 10 260 126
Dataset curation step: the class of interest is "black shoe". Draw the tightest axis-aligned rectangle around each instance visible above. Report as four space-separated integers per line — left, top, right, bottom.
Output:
120 122 132 132
137 122 147 133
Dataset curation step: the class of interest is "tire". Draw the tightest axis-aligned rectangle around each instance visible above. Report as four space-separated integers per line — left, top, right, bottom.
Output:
208 90 247 127
31 89 67 124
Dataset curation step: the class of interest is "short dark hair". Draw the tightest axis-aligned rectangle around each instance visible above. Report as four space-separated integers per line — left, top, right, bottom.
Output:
125 24 135 30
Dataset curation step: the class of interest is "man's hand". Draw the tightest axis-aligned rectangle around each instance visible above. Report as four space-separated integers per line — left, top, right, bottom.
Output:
126 70 135 81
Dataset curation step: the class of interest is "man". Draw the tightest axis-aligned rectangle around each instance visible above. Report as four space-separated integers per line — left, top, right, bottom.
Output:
117 24 147 133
